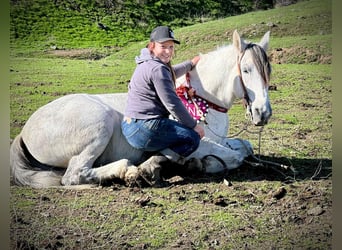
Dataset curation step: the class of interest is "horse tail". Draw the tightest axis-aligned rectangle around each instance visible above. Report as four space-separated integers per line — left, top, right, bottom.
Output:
10 135 64 188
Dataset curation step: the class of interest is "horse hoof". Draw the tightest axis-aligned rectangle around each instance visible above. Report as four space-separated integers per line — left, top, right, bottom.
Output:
137 166 162 187
124 166 139 187
201 155 226 174
137 155 168 186
185 158 203 173
61 176 81 186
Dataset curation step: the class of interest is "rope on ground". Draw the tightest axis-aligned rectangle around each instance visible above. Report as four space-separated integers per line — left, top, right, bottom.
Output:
206 121 295 174
235 129 296 175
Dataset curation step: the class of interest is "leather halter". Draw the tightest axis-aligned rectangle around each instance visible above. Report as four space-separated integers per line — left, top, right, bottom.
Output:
237 46 252 110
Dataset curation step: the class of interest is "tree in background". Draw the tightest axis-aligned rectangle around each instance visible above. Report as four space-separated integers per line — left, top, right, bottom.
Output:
10 0 295 48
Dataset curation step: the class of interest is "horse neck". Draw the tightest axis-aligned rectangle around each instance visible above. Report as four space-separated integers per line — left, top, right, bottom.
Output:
189 45 238 110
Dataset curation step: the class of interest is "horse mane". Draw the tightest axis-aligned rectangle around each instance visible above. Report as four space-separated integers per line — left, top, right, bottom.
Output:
201 42 271 84
245 43 272 85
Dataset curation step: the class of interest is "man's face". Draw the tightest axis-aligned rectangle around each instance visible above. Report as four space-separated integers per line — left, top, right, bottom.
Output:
152 40 175 64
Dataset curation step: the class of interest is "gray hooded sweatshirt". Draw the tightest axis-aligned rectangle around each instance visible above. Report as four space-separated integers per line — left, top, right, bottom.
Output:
124 48 197 129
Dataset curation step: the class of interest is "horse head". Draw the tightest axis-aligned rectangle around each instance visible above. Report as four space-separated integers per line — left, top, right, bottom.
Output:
178 30 272 127
233 30 272 126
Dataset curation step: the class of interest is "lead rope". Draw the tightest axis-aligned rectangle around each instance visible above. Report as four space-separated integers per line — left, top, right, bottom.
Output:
201 107 292 174
235 125 291 172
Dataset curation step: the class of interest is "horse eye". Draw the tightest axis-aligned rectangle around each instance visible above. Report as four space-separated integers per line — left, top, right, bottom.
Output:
243 69 249 74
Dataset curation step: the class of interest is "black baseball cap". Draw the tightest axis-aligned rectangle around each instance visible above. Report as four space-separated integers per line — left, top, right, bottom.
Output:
150 26 180 44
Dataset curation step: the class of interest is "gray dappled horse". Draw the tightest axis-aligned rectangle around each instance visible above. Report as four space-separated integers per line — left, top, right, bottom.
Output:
10 30 272 188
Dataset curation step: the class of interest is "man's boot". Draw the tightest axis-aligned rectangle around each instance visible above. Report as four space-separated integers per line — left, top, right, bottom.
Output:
137 154 169 187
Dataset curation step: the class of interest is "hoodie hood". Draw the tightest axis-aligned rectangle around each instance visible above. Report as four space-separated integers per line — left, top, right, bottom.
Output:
135 48 153 64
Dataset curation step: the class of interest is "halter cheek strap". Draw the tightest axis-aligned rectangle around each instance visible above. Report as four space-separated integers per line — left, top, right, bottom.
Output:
236 49 254 122
237 51 251 109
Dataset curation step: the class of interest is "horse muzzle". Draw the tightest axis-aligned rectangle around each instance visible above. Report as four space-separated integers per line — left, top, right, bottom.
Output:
249 104 272 126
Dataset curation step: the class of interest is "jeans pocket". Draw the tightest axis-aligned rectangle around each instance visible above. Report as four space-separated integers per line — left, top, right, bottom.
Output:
142 119 161 131
121 121 140 139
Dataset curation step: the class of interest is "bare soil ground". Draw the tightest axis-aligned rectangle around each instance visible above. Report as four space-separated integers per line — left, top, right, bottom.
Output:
10 157 332 249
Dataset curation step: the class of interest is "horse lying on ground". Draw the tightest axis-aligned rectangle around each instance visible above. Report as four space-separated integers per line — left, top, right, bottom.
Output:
10 30 272 188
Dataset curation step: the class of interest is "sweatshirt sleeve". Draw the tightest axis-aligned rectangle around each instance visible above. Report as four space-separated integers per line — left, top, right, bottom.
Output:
173 60 193 78
151 65 197 128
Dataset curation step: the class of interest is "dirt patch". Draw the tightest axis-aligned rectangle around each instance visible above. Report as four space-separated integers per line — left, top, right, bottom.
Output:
10 159 332 249
47 48 111 60
269 47 332 64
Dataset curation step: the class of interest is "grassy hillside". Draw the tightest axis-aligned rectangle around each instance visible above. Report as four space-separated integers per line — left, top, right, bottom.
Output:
10 0 332 157
10 0 331 138
175 0 331 63
10 1 332 249
11 0 331 61
10 0 262 51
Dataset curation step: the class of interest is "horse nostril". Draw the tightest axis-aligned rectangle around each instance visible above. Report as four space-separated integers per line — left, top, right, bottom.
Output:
255 121 264 126
252 107 270 126
253 108 264 121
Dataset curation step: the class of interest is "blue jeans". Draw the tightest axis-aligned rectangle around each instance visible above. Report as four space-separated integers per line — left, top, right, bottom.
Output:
121 117 200 157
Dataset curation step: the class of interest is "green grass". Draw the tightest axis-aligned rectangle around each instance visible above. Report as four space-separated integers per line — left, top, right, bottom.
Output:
10 56 132 136
11 181 332 249
10 1 332 142
10 1 332 249
10 0 332 163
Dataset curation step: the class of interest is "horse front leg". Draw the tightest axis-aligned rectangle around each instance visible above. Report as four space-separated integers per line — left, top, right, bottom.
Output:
189 137 247 174
221 138 254 158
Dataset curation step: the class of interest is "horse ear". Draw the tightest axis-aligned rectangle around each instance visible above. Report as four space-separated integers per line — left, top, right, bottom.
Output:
259 31 270 51
233 30 247 53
